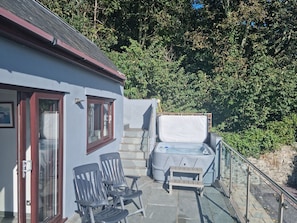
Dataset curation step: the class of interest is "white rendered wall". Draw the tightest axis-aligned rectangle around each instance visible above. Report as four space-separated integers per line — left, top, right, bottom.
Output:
0 89 17 214
0 36 125 218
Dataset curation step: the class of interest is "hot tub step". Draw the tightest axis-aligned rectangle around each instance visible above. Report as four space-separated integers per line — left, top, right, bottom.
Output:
170 179 204 187
169 166 204 196
170 166 203 174
169 179 204 196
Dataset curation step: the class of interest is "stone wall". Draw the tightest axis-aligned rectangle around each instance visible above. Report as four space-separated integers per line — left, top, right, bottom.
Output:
248 145 297 188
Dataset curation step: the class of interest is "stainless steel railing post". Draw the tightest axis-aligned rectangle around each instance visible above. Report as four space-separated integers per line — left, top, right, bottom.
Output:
229 150 233 197
219 140 223 181
245 165 251 223
220 141 297 223
278 193 284 223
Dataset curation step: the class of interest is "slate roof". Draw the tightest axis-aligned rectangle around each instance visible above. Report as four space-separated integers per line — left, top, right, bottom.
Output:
0 0 125 83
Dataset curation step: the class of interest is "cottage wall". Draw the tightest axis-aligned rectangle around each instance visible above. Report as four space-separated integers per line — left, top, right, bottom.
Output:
0 89 17 214
0 36 124 218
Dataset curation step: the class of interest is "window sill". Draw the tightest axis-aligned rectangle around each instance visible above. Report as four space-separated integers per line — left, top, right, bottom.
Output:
87 138 116 154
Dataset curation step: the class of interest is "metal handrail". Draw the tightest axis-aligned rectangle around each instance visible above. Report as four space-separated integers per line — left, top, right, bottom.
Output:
222 141 297 203
146 107 154 158
220 140 297 223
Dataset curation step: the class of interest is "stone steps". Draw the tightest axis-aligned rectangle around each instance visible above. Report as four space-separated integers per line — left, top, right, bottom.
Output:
120 128 148 176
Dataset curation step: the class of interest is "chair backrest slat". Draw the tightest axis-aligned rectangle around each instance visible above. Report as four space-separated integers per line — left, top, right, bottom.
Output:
73 163 108 206
100 152 127 187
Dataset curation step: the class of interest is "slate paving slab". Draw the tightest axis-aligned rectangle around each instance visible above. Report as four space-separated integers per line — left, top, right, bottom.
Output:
126 177 238 223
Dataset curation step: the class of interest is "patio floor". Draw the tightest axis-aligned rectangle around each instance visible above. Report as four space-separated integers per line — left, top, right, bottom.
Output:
0 176 239 223
125 176 239 223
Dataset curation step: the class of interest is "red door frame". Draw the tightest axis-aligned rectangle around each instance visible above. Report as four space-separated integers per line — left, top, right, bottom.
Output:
17 92 29 223
17 91 64 223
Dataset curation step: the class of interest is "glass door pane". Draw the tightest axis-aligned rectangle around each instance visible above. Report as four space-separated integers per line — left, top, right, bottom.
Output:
38 99 59 222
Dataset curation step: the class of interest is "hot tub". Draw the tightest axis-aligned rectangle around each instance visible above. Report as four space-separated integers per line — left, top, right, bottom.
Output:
152 114 215 186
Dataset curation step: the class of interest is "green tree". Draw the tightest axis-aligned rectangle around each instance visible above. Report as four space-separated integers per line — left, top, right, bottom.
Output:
39 0 118 50
189 0 297 131
109 39 205 112
40 0 297 138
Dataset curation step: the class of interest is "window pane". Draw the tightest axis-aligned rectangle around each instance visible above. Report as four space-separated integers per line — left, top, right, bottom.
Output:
38 99 59 221
87 103 94 143
88 103 103 143
103 103 109 137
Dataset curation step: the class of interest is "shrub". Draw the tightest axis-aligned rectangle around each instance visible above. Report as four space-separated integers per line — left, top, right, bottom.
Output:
219 113 297 158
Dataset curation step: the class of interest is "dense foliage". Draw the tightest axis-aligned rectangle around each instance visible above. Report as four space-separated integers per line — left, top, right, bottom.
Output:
39 0 297 156
220 113 297 157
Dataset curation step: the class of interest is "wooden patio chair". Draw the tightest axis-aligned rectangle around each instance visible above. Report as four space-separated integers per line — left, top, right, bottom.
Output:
73 163 128 223
99 152 146 217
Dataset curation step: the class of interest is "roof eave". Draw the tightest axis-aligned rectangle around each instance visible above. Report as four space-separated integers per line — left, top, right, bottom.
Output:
0 7 126 84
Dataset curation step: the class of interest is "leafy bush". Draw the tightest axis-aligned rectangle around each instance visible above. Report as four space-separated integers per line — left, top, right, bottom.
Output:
219 114 297 158
266 114 297 145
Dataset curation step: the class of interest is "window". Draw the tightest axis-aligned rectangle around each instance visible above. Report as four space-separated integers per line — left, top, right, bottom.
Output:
87 96 114 153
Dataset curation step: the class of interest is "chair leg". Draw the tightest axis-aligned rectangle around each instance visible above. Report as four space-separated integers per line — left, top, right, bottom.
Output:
119 197 125 210
119 195 145 218
89 207 95 223
139 195 146 217
119 198 129 223
123 216 128 223
113 196 119 207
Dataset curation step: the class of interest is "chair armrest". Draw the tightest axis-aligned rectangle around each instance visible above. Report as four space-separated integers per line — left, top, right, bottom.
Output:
75 200 93 207
125 175 140 190
125 175 140 180
103 180 126 190
103 179 114 185
75 199 108 208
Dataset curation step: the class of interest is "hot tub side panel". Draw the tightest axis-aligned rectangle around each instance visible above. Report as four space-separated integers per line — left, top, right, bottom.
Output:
152 143 215 186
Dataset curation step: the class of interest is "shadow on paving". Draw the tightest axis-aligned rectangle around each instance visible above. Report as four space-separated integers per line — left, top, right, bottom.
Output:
198 182 240 223
251 184 297 223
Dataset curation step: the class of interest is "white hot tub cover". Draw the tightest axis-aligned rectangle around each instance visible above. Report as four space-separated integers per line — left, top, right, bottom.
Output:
157 115 208 143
